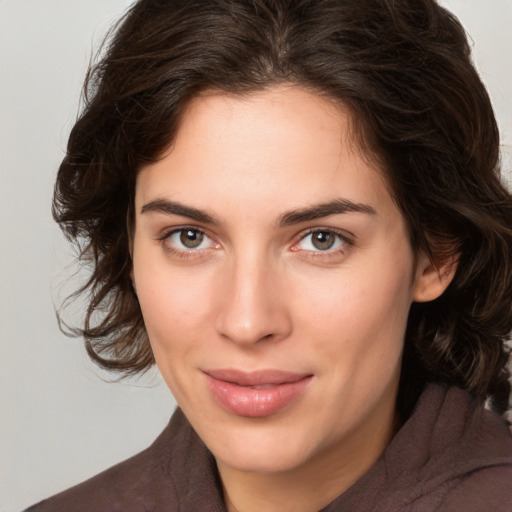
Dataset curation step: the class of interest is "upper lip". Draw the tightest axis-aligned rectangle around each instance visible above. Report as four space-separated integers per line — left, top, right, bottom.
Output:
203 368 312 386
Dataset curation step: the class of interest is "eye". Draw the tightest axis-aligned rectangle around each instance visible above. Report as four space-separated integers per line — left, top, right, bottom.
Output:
163 228 217 251
295 229 349 252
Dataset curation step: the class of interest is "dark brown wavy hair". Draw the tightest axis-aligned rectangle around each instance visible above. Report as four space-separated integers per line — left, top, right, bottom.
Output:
54 0 512 418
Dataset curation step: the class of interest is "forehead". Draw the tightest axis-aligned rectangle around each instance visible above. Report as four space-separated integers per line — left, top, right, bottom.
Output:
135 86 395 221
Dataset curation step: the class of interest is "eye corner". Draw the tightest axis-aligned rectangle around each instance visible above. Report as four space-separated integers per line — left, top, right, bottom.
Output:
286 228 356 266
294 228 351 252
157 226 221 260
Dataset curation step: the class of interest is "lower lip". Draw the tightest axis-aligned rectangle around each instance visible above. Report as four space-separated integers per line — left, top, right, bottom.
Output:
205 374 312 417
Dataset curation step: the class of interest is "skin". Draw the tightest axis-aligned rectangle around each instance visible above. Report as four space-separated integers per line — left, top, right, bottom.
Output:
132 86 455 512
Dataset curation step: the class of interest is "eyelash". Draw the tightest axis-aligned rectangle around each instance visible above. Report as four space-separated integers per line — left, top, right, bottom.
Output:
158 226 217 260
291 228 353 258
157 226 353 260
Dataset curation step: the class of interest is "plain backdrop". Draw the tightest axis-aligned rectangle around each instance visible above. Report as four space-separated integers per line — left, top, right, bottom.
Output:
1 1 511 511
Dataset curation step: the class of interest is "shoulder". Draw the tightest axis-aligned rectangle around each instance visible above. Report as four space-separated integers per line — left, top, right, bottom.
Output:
23 409 221 512
436 465 512 512
23 430 171 512
391 385 512 511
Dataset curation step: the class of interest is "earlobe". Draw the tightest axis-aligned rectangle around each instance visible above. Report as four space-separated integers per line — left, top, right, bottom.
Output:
412 252 458 303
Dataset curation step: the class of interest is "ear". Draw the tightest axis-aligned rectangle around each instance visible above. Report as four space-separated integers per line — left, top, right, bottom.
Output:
412 251 458 303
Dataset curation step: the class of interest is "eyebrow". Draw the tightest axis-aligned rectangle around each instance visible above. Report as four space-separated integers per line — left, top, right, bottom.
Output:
141 199 220 224
277 199 376 226
140 197 376 226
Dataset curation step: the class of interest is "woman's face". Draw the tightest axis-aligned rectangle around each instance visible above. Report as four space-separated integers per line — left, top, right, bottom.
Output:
132 87 438 477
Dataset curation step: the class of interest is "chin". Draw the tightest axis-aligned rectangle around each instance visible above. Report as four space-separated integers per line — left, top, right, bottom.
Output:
206 420 318 474
219 447 310 474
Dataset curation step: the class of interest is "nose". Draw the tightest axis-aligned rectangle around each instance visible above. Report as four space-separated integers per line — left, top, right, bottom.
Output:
214 252 292 347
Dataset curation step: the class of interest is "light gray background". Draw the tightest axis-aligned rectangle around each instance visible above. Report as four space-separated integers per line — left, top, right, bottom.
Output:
1 1 511 511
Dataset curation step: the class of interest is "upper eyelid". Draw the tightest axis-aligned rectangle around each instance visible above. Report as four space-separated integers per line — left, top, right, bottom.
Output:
296 227 354 243
157 226 213 247
159 227 218 256
289 228 354 256
158 225 208 240
156 225 353 249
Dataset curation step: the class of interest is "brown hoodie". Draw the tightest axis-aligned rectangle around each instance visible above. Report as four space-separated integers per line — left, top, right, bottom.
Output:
25 384 512 512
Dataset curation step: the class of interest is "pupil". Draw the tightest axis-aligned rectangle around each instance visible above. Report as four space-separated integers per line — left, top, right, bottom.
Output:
313 231 334 250
180 229 203 248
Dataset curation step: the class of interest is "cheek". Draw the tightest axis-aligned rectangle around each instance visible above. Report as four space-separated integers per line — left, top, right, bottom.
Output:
293 253 414 365
134 263 218 406
134 257 215 356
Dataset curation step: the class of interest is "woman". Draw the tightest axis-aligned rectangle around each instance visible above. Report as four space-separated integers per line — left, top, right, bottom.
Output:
26 0 512 510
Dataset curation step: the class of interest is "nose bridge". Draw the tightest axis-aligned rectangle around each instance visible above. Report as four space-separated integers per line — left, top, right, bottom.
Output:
214 246 290 346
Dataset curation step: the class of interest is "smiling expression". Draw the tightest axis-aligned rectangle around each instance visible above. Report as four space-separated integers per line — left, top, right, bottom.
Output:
132 86 445 482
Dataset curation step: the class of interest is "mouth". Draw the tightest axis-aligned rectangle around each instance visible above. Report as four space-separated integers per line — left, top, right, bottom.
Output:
203 369 313 417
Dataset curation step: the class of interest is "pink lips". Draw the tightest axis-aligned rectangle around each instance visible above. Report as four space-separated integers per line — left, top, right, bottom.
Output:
204 369 312 417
